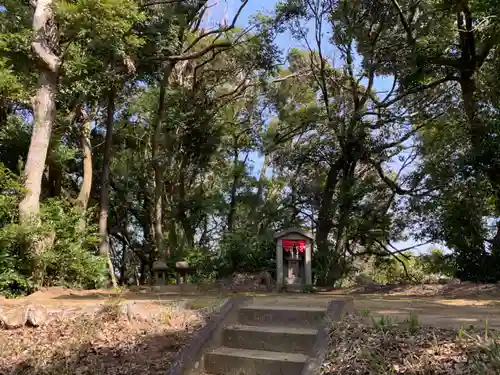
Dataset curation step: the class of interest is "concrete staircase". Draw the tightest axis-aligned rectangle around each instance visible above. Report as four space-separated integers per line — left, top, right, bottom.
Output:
203 304 327 375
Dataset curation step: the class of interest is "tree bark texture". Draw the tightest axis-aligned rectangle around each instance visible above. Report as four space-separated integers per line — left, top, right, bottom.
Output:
76 115 93 210
152 63 174 261
20 0 59 222
99 88 118 287
19 0 60 285
227 149 240 232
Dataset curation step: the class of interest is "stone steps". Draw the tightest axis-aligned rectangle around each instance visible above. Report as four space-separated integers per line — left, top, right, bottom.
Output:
239 305 326 328
205 347 308 375
203 304 326 375
223 324 318 354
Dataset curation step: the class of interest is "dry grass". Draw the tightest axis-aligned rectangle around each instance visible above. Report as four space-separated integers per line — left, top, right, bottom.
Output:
160 301 206 330
183 296 226 311
0 298 214 375
323 314 500 375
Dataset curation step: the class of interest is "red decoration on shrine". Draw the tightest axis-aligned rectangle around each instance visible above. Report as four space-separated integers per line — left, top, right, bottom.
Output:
282 240 306 253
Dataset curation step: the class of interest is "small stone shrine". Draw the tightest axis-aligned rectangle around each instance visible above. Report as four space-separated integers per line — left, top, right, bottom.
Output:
274 228 313 291
152 260 168 286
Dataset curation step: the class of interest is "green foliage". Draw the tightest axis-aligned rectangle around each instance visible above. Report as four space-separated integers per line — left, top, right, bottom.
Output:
371 315 396 332
40 199 107 289
405 313 421 335
2 0 499 294
0 58 23 99
0 162 32 296
364 250 454 285
0 163 106 296
217 228 276 276
180 246 217 284
419 248 456 278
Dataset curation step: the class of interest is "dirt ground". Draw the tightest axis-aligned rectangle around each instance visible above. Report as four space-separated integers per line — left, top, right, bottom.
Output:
3 284 500 374
3 283 500 330
339 282 500 329
0 287 220 375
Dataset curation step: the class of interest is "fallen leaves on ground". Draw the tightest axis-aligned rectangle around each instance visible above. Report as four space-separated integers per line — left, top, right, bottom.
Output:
323 314 500 375
346 283 500 298
0 301 208 375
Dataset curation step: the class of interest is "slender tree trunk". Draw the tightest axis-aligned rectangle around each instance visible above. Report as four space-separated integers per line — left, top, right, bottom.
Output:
152 63 174 261
99 88 118 287
253 153 269 233
19 0 60 285
139 196 151 285
46 146 62 198
139 262 145 285
227 149 240 232
76 115 93 209
256 153 269 207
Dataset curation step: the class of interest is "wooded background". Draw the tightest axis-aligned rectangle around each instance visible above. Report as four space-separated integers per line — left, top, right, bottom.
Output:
0 0 499 295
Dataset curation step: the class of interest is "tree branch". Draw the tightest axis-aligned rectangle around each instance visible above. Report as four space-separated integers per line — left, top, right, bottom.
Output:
378 75 459 108
374 239 414 281
389 0 414 45
369 159 413 195
183 0 249 53
168 42 232 61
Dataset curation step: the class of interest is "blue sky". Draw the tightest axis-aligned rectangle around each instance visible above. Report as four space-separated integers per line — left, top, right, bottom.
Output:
206 0 437 254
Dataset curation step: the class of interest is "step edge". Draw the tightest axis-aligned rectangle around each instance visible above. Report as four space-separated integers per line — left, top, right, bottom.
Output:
240 305 326 312
207 346 309 362
225 324 318 335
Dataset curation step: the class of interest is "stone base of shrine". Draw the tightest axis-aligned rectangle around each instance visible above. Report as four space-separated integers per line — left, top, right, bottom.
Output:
280 284 314 293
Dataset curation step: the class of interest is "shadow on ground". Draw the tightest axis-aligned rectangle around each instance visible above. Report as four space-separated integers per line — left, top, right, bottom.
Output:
3 329 189 375
51 291 500 329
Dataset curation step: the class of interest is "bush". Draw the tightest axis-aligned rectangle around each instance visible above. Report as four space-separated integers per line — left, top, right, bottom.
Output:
217 228 275 277
180 246 218 285
39 198 108 289
367 251 447 285
419 248 456 278
0 162 107 296
0 163 33 296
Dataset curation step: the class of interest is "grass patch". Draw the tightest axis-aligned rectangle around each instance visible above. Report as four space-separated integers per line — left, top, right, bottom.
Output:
371 315 397 331
405 312 421 334
359 309 371 317
323 314 500 375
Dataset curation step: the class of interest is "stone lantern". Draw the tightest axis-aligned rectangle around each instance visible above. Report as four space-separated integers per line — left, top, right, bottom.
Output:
174 261 194 284
274 228 313 291
152 260 168 286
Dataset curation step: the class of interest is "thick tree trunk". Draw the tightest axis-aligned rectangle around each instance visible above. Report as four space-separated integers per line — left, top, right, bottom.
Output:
19 0 60 285
315 158 343 286
460 76 500 256
330 161 357 283
99 89 118 287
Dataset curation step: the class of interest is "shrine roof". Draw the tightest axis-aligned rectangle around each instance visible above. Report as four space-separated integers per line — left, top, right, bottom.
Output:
273 227 314 240
152 260 168 271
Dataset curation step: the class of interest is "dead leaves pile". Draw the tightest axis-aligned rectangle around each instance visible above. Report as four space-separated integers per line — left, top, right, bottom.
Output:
0 302 207 375
322 315 500 375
